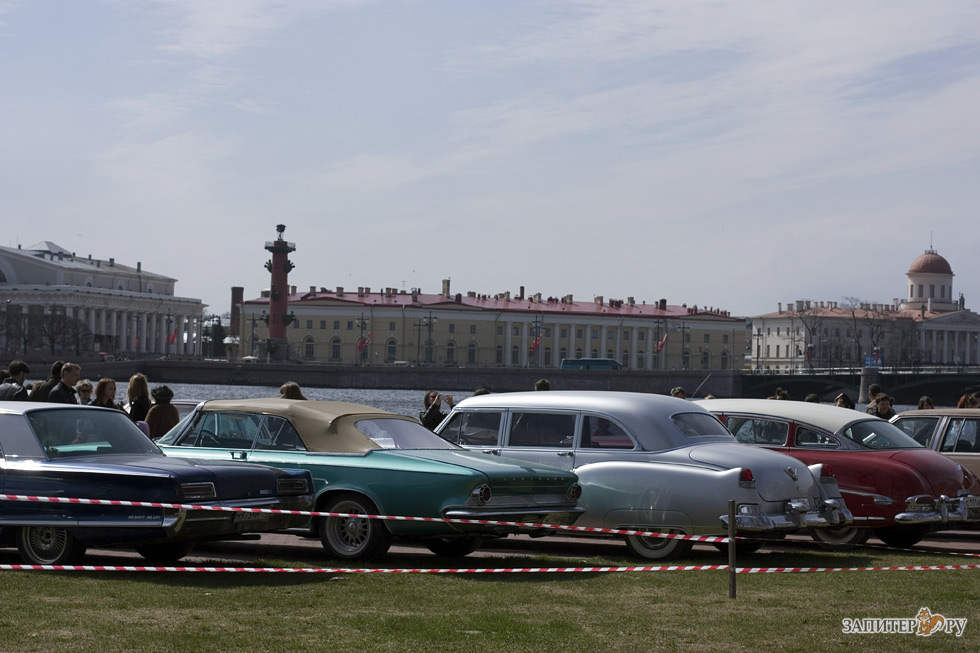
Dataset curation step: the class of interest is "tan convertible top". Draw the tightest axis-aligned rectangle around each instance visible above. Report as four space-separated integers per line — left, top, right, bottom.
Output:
198 398 418 453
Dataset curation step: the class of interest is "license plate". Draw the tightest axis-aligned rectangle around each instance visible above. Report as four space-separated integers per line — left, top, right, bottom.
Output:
234 511 268 523
964 496 980 509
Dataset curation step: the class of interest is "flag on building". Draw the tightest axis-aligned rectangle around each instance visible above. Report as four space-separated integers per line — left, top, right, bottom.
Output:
655 332 668 354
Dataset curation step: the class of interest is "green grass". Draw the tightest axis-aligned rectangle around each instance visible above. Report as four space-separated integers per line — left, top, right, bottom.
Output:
0 544 978 652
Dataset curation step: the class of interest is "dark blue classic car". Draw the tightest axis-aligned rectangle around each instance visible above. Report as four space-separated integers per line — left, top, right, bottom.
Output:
0 402 314 565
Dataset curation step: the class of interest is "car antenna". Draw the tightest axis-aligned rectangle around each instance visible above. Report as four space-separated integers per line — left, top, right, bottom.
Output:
692 374 712 399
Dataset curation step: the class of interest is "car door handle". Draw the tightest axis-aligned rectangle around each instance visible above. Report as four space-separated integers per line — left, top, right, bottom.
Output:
480 449 501 455
231 451 247 460
557 451 573 457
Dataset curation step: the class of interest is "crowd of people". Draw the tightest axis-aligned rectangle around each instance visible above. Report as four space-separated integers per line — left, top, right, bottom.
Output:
0 359 181 437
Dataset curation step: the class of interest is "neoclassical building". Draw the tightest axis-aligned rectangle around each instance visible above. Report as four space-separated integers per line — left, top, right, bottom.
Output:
751 248 980 371
0 242 205 358
237 279 747 370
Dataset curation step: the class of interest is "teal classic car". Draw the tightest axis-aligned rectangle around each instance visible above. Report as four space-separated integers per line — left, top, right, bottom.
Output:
156 398 583 561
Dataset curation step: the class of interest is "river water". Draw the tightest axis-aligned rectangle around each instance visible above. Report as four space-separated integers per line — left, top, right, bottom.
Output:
163 383 924 418
166 383 434 418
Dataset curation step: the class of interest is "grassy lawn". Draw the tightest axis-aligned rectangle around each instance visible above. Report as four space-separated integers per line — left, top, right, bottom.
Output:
0 543 977 652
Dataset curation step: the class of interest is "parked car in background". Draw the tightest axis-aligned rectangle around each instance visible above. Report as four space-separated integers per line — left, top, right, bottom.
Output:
891 409 980 478
698 399 980 548
0 402 314 565
156 399 584 561
435 391 851 560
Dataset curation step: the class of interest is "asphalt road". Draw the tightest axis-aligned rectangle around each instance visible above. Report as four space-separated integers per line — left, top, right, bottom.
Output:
14 528 974 569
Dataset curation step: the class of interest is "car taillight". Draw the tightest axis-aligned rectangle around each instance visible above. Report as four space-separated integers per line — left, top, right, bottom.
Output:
738 468 755 487
566 483 582 502
820 464 835 480
180 482 216 501
277 478 310 496
470 484 492 505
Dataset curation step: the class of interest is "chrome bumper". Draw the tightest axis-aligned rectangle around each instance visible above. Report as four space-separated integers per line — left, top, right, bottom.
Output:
443 506 585 533
721 498 853 532
893 494 980 526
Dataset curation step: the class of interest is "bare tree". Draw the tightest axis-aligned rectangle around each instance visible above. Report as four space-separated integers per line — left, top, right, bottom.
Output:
841 297 891 365
787 300 825 370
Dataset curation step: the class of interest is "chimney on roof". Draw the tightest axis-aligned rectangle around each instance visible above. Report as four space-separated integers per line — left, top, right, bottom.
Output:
659 298 666 311
358 287 364 297
109 258 115 267
628 297 635 306
504 291 510 301
290 285 296 295
411 288 418 303
337 286 344 296
778 302 783 313
442 279 451 297
519 286 525 300
310 285 316 294
595 296 604 305
455 293 462 303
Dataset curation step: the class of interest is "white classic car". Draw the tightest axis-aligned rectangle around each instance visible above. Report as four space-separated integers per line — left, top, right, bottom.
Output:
435 391 851 559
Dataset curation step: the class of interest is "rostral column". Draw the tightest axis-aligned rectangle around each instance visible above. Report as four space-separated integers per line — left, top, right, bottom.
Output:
264 224 296 361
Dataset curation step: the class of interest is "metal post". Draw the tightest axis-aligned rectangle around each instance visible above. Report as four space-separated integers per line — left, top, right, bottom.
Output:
728 499 737 599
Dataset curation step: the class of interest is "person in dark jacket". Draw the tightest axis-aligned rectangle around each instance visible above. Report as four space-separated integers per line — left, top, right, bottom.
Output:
0 360 31 401
126 373 152 422
419 390 454 431
31 360 64 402
145 385 180 438
47 362 81 404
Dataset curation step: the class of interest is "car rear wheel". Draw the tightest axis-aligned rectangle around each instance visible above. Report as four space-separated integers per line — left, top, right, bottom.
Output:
873 526 928 548
135 541 196 563
624 532 693 560
319 493 392 561
810 526 870 550
425 536 483 557
16 526 85 565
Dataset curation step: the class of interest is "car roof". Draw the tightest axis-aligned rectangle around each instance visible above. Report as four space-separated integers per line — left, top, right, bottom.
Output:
197 398 417 453
696 398 879 432
895 408 980 418
456 390 698 416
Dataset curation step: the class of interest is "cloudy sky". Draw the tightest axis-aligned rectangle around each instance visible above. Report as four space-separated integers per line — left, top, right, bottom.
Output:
2 1 978 318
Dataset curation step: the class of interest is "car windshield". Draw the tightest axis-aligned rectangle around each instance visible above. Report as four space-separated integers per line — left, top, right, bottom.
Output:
841 419 925 450
28 407 162 458
156 411 194 444
354 417 458 450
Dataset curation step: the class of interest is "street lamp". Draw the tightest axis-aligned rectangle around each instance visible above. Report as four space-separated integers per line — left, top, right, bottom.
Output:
355 313 370 366
414 312 438 366
675 322 689 370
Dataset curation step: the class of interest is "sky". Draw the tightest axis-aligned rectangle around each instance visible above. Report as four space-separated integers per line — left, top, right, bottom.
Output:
2 1 979 318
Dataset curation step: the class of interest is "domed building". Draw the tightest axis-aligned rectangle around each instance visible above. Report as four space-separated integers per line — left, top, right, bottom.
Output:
902 248 958 314
752 246 979 371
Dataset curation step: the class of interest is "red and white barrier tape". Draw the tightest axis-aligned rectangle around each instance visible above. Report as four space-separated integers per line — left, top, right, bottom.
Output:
0 563 729 573
0 493 728 543
2 563 978 574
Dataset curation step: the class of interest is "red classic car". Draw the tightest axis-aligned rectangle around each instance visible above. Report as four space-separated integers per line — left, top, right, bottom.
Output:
697 399 980 548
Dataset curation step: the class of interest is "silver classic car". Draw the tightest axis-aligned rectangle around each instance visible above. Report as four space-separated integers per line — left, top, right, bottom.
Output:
436 391 851 559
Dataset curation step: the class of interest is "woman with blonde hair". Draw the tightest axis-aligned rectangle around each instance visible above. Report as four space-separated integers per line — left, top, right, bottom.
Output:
127 373 152 422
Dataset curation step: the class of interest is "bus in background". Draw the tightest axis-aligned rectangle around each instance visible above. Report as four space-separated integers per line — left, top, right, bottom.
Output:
559 358 622 370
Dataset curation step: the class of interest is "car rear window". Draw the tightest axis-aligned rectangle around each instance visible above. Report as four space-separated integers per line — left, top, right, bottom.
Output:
27 407 161 458
354 417 457 449
671 412 731 438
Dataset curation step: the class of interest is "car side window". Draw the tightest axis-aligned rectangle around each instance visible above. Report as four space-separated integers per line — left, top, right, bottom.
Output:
508 412 575 448
255 415 307 451
795 427 838 449
581 415 634 449
726 417 788 445
180 412 219 447
892 417 939 446
941 418 980 453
